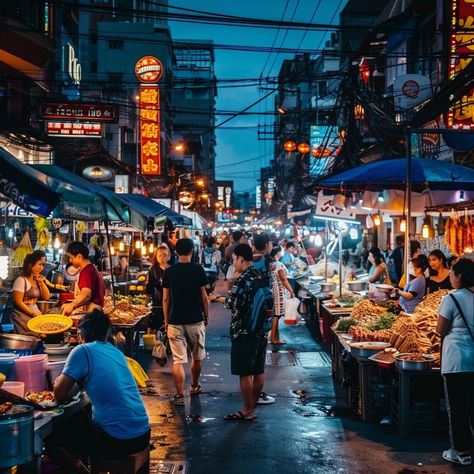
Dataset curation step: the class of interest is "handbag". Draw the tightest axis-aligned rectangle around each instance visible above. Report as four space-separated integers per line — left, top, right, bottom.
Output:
152 330 168 366
449 294 474 343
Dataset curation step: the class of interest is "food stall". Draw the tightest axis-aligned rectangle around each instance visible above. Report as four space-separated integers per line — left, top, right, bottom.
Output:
330 290 448 433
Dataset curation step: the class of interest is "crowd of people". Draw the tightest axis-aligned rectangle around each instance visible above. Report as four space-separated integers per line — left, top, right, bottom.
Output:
2 228 473 469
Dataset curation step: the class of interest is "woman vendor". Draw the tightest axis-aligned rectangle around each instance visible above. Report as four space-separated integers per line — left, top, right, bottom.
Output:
426 250 452 294
367 247 389 283
393 256 426 313
11 250 51 334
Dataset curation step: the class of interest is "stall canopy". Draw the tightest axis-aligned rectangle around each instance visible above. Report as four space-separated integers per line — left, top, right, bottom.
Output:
32 165 141 228
118 194 192 227
319 158 474 192
0 148 107 220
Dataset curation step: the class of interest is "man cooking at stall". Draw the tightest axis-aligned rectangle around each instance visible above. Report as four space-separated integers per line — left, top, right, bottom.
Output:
61 242 105 316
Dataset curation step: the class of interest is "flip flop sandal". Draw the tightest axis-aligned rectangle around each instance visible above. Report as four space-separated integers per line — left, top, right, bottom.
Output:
442 449 472 466
190 384 202 395
223 411 257 421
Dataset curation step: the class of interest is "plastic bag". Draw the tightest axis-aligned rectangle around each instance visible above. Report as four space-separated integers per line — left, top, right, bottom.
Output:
152 332 168 366
283 297 301 325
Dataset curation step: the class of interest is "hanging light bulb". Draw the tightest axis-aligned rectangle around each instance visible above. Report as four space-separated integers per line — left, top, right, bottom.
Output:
350 228 358 240
53 235 61 250
373 214 381 226
135 240 142 249
400 215 407 233
118 241 125 252
314 234 323 247
422 222 430 239
141 246 147 256
110 246 115 256
378 191 385 202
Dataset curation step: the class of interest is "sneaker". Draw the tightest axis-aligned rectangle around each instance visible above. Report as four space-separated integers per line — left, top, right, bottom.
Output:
256 392 275 405
170 394 185 406
442 448 472 466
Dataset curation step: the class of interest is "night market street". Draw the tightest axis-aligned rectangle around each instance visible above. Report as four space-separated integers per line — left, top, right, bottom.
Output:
138 281 458 474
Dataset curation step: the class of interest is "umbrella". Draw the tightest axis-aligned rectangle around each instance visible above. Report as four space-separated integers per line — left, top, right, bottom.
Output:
0 148 105 219
319 158 474 192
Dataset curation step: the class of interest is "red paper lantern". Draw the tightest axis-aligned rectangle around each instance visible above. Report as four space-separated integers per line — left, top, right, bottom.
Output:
283 140 297 152
297 142 310 155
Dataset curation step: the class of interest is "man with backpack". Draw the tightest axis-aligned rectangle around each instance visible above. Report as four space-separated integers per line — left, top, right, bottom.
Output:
201 237 221 293
221 243 273 420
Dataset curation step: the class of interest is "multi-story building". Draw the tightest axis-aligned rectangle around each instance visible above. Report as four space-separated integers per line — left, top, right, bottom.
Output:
171 41 217 192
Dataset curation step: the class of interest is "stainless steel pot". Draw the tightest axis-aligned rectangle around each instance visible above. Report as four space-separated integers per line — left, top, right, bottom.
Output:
319 282 336 293
395 354 434 371
349 342 391 359
36 300 59 314
346 280 367 292
0 405 34 468
0 334 41 351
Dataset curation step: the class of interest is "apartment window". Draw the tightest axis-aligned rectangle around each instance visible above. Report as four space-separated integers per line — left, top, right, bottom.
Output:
108 40 123 50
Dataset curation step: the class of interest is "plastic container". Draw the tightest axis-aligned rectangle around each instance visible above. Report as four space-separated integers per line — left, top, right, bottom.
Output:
143 334 156 351
46 360 66 389
2 381 25 398
14 354 48 392
0 405 34 468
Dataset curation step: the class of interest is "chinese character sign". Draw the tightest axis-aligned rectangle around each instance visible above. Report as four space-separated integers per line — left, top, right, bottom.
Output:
139 85 160 175
449 0 474 128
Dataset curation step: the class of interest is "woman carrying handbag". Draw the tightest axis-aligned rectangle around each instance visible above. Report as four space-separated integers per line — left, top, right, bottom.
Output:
437 258 474 467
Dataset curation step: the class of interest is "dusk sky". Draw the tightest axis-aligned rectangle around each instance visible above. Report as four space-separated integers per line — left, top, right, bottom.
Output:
169 0 347 193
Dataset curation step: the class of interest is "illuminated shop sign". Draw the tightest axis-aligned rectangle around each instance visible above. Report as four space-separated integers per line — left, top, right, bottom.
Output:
47 122 102 137
309 125 341 177
448 0 474 128
136 56 162 176
65 43 82 85
215 181 233 209
40 103 117 123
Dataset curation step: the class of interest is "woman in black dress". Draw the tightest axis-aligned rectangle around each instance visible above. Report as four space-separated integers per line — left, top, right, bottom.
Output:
426 250 452 294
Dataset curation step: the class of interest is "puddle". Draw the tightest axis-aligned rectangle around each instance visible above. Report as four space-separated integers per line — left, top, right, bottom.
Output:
292 403 349 418
185 414 215 423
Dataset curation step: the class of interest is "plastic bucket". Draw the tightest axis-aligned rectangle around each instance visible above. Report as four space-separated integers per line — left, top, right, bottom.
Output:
2 381 25 398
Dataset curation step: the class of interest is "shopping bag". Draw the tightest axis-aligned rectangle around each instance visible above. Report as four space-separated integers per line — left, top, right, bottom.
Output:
152 332 168 366
283 297 301 325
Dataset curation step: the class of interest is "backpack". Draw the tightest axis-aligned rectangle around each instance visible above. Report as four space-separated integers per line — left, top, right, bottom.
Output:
202 249 216 270
245 274 274 335
251 256 272 287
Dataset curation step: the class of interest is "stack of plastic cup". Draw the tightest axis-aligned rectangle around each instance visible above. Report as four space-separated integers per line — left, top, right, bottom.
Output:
14 354 48 392
2 381 25 397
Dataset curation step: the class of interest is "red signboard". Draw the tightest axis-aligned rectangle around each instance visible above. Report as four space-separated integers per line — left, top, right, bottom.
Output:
47 122 102 137
135 56 163 84
448 0 474 128
139 86 160 175
40 103 117 123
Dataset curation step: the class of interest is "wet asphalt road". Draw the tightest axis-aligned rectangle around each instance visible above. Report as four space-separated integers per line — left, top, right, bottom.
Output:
137 281 463 474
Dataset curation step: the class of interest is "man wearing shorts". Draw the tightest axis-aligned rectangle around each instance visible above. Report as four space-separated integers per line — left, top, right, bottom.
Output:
223 243 268 420
163 238 209 405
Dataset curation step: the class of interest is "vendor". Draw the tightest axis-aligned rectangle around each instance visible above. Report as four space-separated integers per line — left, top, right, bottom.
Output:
51 309 150 471
367 247 389 284
280 241 297 271
11 250 51 334
426 250 452 294
61 242 105 316
394 257 426 313
113 256 129 282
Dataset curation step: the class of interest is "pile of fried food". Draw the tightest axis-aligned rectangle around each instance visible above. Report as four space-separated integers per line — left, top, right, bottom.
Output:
342 290 451 367
25 391 55 404
35 321 69 332
103 294 149 325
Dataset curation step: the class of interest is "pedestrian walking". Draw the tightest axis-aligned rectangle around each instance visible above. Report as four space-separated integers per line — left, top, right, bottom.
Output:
269 246 295 344
201 236 221 293
222 243 269 420
162 238 209 405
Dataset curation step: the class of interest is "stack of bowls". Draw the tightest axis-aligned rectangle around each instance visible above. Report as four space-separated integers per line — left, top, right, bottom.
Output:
0 353 18 379
46 360 66 389
14 354 48 392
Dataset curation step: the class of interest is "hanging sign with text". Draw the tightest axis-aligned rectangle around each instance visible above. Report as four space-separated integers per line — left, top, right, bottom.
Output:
139 85 160 175
40 102 117 123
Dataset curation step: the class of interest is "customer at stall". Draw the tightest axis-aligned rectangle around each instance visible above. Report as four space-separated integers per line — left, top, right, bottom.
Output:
269 246 294 345
11 250 51 334
146 244 170 333
426 250 452 294
163 238 209 405
280 241 297 271
61 241 105 316
367 247 389 284
51 309 150 472
437 257 474 467
112 255 129 283
393 256 427 313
